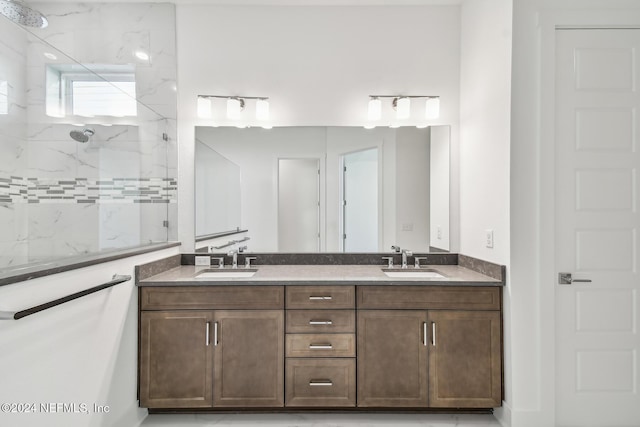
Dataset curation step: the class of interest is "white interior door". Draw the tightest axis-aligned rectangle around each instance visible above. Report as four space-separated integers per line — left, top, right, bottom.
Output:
278 158 320 252
555 29 640 426
342 148 378 252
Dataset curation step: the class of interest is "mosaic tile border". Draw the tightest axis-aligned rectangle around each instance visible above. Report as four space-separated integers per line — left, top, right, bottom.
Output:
0 175 177 204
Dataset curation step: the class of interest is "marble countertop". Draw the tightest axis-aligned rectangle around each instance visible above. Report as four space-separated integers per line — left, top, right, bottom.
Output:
138 264 503 287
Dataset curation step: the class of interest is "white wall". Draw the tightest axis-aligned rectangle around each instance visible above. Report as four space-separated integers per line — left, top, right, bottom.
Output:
430 125 450 250
459 0 512 264
0 246 180 427
458 0 512 424
177 5 461 251
395 127 431 251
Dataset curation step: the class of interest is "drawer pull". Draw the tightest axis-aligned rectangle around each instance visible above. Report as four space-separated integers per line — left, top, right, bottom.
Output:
309 379 333 386
309 344 333 350
309 320 333 325
214 321 219 346
422 321 427 346
309 296 333 300
432 322 436 346
206 321 210 346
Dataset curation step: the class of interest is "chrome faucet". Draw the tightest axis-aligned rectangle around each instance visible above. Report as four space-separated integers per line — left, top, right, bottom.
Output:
227 249 239 269
391 246 412 269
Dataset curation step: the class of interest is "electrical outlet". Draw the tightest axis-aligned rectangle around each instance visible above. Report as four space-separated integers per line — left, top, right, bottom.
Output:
437 225 442 240
485 229 494 249
195 256 211 266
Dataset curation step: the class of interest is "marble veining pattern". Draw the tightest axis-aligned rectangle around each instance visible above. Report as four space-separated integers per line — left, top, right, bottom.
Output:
141 413 502 427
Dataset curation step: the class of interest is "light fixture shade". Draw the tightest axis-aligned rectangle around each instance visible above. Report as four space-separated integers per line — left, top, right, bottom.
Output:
396 97 410 120
197 96 212 119
425 97 440 119
256 99 269 121
227 98 243 119
368 98 382 121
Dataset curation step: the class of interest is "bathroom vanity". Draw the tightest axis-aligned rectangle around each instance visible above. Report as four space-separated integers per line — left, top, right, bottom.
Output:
136 254 504 412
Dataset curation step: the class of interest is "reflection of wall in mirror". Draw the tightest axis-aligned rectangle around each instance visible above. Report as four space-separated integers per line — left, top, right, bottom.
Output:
195 141 241 236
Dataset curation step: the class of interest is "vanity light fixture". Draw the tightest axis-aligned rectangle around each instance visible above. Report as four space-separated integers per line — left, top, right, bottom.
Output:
394 97 411 120
366 95 441 125
227 97 244 119
367 97 382 121
425 96 440 119
197 96 212 119
255 98 270 121
197 94 270 122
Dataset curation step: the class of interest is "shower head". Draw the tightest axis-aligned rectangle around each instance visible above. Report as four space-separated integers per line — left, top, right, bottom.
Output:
0 0 48 28
70 128 95 143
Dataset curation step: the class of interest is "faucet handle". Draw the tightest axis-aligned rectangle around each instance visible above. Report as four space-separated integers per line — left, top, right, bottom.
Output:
391 245 401 253
211 257 224 268
414 256 429 269
381 256 394 269
238 245 248 253
244 256 257 268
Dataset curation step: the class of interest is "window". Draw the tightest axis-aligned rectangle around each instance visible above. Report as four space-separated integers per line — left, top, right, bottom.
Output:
46 64 137 118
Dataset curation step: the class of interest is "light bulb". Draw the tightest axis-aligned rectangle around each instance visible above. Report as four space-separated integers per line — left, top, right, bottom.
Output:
197 97 212 119
396 97 410 120
227 98 243 119
256 99 269 121
425 97 440 119
368 97 382 121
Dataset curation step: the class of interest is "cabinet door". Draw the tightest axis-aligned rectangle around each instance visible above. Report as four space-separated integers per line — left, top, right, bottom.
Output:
357 310 428 407
428 310 502 407
213 310 284 407
139 311 213 408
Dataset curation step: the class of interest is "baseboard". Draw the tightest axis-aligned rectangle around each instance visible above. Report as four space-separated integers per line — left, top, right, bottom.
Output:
494 401 512 427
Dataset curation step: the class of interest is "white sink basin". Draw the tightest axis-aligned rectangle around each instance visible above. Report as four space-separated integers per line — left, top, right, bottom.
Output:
195 269 257 279
383 270 445 279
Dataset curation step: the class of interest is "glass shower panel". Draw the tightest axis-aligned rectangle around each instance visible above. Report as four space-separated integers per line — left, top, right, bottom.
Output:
0 3 177 274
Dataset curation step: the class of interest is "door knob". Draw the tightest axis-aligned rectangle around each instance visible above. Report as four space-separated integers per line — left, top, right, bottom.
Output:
558 272 592 285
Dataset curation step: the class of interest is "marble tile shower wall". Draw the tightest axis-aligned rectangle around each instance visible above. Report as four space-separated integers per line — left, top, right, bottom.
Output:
0 3 178 268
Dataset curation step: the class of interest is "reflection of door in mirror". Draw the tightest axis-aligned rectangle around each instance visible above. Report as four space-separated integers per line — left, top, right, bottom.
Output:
341 148 378 252
278 158 320 252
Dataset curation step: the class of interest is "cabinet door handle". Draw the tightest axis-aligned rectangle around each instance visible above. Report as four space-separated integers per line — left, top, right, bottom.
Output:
214 321 219 346
309 296 332 300
432 322 436 346
309 344 333 349
423 322 427 346
309 320 333 325
206 321 210 346
309 379 333 386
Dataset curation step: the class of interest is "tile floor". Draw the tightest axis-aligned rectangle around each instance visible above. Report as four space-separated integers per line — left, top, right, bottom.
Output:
141 413 502 427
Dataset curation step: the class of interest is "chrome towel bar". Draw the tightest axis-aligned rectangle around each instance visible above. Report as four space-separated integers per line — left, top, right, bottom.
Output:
0 274 131 320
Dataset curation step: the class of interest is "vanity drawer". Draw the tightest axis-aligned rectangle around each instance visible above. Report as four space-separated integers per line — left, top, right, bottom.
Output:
285 358 356 407
140 286 284 310
286 310 355 333
356 286 501 310
286 333 356 358
286 286 355 309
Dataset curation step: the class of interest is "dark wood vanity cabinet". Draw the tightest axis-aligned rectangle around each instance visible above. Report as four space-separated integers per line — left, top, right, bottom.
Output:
284 286 357 407
139 286 285 409
427 310 502 407
139 284 502 411
139 311 214 408
356 286 502 408
357 310 428 407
